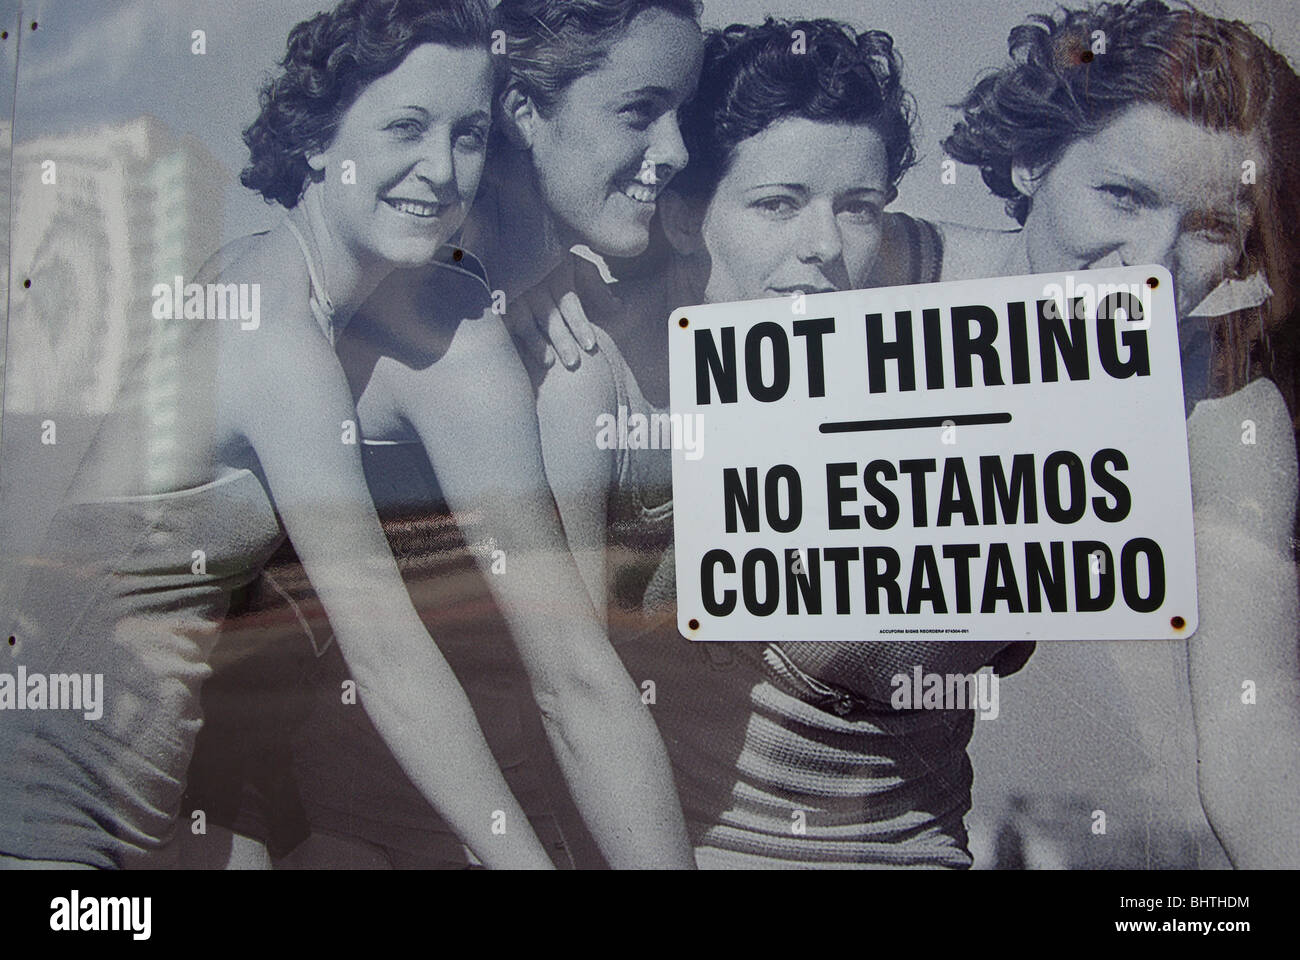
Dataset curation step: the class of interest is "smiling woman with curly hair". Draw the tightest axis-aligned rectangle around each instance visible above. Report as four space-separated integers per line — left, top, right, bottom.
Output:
0 0 674 871
239 0 506 210
183 0 703 872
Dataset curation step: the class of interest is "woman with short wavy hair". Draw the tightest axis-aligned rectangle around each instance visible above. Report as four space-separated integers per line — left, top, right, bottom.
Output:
462 0 704 305
197 0 706 870
942 0 1299 395
523 16 1039 869
935 0 1300 868
0 0 627 871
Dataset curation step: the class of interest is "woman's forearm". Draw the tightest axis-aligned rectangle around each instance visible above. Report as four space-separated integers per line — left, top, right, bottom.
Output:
402 312 693 867
1187 517 1300 868
333 617 556 870
471 483 695 868
531 652 695 869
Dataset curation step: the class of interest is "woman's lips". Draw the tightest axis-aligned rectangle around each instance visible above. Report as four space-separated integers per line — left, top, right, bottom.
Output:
618 181 659 204
383 197 450 219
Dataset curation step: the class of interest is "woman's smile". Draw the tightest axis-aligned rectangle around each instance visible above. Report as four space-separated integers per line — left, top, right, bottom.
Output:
381 196 455 220
315 43 493 266
522 8 702 258
616 178 662 206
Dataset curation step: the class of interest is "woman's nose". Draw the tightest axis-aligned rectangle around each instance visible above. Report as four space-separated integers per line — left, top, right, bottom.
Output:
799 203 843 265
644 112 690 181
1118 213 1181 271
414 139 456 191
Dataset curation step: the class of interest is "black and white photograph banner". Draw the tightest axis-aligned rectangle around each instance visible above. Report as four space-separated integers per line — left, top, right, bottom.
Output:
0 0 1296 906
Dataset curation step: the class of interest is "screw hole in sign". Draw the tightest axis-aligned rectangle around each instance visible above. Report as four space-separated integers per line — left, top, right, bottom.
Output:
678 317 689 329
1170 616 1186 630
1146 276 1159 289
688 618 700 631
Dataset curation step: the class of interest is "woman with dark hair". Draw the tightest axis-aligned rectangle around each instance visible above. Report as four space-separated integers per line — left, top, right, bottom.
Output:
0 0 625 871
523 17 1036 868
193 0 706 870
470 0 705 362
527 0 1299 868
933 0 1300 868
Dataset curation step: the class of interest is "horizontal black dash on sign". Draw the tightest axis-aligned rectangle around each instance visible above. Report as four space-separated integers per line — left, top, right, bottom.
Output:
819 412 1012 434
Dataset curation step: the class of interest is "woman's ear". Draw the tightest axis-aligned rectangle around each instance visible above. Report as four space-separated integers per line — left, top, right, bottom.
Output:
499 86 538 149
1010 163 1042 199
306 152 328 173
659 189 705 256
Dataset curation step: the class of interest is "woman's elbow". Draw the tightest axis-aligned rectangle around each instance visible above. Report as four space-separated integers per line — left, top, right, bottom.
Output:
531 660 640 724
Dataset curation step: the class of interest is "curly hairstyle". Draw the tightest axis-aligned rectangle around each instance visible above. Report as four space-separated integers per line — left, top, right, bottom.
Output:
242 0 499 208
494 0 702 119
944 1 1300 409
668 18 918 203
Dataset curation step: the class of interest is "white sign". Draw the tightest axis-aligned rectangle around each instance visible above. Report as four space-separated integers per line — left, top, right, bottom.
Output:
668 267 1197 642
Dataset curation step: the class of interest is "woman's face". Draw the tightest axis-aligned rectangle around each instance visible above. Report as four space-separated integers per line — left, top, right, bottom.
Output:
523 9 703 258
700 118 893 303
314 43 494 268
1017 103 1261 315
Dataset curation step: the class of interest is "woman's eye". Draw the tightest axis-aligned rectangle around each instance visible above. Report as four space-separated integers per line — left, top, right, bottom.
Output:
619 101 657 130
1196 220 1239 244
386 118 425 140
754 197 799 218
456 127 489 150
840 200 882 221
1098 184 1142 211
1183 208 1246 245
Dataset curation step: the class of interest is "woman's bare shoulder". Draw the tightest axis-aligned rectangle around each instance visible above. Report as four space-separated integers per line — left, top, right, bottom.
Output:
372 301 531 423
1188 378 1298 532
198 232 344 418
533 324 619 406
1189 378 1292 443
212 228 296 285
209 230 315 341
195 232 268 284
151 230 312 389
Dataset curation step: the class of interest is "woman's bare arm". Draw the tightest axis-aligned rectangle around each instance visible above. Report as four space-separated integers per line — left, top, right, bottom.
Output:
529 330 622 619
227 303 553 870
393 308 693 868
1186 378 1300 868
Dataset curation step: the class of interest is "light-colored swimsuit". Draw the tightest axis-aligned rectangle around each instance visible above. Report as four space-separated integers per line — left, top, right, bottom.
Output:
0 470 283 867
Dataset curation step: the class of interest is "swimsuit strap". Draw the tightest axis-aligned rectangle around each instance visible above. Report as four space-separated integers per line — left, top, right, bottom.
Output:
285 216 337 345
